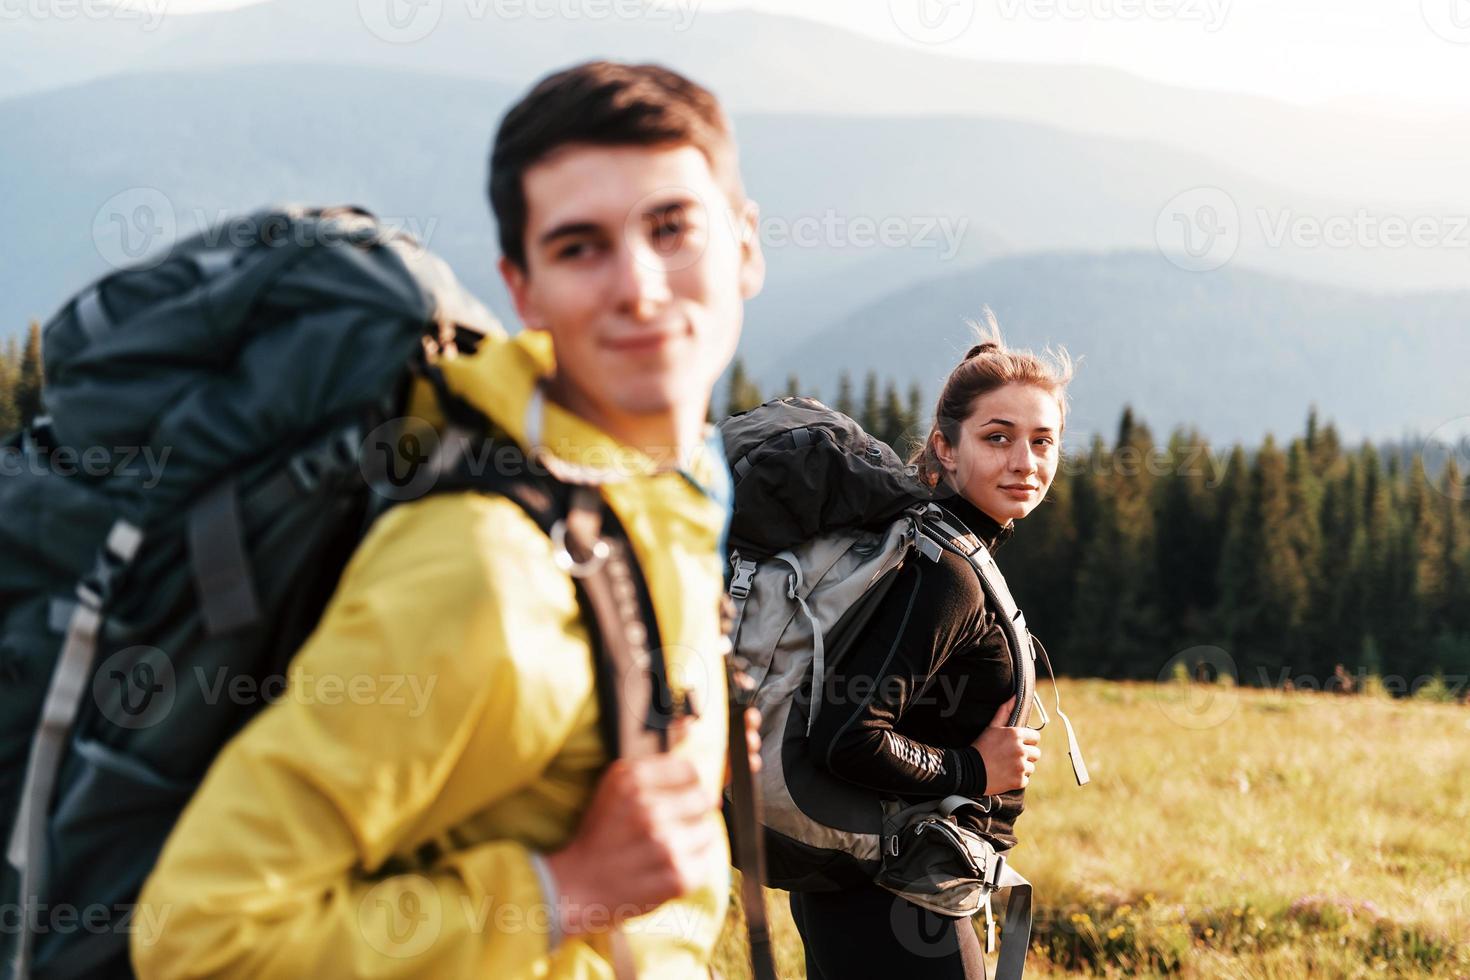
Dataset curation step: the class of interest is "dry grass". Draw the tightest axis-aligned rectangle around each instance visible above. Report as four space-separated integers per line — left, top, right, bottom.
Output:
714 679 1470 978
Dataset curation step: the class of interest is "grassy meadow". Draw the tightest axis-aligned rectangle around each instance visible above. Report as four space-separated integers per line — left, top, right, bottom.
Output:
713 679 1470 979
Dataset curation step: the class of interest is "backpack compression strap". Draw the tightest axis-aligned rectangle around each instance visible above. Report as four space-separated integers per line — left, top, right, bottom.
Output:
6 520 144 980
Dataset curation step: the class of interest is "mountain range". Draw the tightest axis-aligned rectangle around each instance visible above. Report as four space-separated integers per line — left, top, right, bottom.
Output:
2 5 1463 444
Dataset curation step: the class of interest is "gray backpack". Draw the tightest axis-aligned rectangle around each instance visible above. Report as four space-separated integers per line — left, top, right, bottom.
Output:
718 397 1089 978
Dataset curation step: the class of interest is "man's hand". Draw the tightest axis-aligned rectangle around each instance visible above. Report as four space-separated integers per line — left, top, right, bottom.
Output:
970 696 1041 794
544 754 720 934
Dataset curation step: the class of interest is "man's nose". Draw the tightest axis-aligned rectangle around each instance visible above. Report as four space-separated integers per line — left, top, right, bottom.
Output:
612 238 672 319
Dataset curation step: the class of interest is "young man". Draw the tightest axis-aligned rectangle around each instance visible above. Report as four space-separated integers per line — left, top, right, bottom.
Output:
132 61 764 978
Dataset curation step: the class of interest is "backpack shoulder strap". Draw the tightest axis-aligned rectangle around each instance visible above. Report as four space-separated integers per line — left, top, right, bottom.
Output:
921 506 1090 787
411 425 675 759
918 507 1035 729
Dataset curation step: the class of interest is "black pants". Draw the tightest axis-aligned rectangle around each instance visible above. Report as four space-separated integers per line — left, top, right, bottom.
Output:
788 883 987 979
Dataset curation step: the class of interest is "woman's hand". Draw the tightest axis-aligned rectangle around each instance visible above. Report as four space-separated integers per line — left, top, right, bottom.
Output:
970 696 1041 794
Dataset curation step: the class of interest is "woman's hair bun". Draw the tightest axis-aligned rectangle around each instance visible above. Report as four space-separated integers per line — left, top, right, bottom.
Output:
965 342 1001 360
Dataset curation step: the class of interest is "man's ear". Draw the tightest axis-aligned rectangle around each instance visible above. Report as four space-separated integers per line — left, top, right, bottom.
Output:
736 199 765 301
498 255 545 331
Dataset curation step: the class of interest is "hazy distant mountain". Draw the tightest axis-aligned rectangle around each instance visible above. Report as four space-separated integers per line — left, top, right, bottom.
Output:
5 62 1466 347
4 2 1466 211
757 251 1470 445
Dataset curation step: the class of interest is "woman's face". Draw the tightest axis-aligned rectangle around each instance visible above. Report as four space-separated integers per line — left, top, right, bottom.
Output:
934 383 1062 525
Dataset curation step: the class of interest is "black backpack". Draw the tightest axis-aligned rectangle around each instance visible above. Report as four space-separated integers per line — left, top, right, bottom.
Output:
0 205 689 980
2 205 775 980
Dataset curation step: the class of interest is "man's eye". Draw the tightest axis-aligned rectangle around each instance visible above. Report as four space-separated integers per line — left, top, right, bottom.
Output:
651 215 688 245
986 433 1009 444
556 240 597 261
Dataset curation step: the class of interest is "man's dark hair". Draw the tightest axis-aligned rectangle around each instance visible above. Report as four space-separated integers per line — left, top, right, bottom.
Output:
489 60 741 270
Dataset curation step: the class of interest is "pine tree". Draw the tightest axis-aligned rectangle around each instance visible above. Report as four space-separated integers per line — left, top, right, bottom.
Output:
835 372 855 419
860 372 881 437
907 382 925 440
16 321 43 427
1155 428 1216 640
724 358 763 418
784 373 802 398
880 380 907 451
0 336 19 434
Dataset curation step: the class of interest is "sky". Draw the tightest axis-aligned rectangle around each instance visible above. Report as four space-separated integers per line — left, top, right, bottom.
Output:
152 0 1470 114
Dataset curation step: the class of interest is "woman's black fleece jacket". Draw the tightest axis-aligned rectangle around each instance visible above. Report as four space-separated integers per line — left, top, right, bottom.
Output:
805 493 1027 850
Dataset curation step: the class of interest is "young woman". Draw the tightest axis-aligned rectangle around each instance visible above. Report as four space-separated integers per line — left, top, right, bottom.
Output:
790 320 1073 979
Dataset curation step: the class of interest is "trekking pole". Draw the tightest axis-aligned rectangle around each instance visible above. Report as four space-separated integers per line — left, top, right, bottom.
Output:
726 654 778 980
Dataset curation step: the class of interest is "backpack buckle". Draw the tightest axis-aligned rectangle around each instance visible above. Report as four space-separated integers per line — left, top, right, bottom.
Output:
987 852 1007 891
549 519 610 578
729 557 758 600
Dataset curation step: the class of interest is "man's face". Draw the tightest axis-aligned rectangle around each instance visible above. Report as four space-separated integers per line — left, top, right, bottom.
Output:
501 143 763 443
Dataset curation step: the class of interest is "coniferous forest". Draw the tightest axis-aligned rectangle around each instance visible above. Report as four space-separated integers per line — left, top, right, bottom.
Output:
721 359 1470 698
7 339 1466 696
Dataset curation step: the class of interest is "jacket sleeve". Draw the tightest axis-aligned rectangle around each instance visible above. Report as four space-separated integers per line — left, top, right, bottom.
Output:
131 493 590 979
806 556 990 799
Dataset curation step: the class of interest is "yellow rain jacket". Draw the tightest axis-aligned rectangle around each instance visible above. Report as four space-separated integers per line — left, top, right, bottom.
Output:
131 329 733 979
